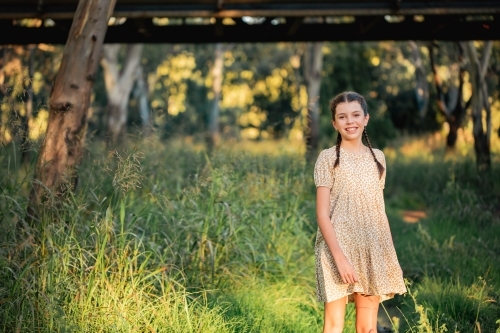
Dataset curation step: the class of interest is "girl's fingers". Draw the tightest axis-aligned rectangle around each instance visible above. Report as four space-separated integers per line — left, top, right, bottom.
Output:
342 270 358 284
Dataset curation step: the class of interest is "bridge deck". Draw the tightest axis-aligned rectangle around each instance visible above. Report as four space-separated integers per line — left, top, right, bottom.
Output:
1 1 499 43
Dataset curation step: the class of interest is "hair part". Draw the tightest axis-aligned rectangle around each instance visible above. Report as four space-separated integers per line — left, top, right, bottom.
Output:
330 91 385 179
329 91 368 119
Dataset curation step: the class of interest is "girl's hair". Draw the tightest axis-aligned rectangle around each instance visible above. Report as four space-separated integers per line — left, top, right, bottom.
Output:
329 91 385 179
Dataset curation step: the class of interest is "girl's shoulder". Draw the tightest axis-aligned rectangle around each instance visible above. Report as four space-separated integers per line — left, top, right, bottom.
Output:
317 147 338 162
371 148 385 158
314 147 337 169
320 146 337 156
371 148 386 165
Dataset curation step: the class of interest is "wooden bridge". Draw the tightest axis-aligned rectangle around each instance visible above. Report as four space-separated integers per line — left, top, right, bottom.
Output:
1 0 499 43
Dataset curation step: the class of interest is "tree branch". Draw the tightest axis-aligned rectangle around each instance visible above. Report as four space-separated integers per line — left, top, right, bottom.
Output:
479 41 492 82
427 42 450 119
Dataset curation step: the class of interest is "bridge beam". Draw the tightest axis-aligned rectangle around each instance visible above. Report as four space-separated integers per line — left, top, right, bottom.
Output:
1 15 498 44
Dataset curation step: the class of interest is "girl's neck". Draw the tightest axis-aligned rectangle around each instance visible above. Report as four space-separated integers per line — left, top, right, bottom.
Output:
340 140 366 154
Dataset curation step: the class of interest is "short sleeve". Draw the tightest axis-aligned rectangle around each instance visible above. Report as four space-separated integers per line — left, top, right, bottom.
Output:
314 150 334 189
379 151 386 190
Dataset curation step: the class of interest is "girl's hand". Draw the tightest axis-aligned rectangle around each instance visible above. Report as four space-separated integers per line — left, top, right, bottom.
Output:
334 254 359 284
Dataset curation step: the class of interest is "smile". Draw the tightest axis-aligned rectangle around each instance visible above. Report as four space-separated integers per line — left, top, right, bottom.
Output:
344 127 358 132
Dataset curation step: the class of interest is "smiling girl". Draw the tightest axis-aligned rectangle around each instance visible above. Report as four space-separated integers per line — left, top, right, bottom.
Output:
314 92 406 333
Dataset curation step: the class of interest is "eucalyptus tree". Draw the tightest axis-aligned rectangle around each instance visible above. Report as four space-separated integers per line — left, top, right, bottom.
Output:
101 43 144 143
409 41 429 119
428 42 469 150
466 41 493 171
29 0 116 217
304 42 324 152
207 43 224 147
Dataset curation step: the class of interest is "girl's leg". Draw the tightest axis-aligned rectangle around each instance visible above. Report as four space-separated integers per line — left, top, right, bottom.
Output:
353 293 379 333
323 296 347 333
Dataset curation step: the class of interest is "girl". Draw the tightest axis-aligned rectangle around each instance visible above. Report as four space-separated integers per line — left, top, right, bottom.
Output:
314 92 406 333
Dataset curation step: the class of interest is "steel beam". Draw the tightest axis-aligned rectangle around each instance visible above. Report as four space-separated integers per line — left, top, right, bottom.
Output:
1 15 498 44
0 1 499 19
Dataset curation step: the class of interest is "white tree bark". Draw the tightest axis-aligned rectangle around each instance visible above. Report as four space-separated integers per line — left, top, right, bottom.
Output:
133 64 150 134
208 43 224 147
304 42 323 151
101 43 143 142
409 41 429 118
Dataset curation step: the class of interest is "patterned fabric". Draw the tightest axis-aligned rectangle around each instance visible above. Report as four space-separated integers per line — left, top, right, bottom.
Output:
314 146 407 303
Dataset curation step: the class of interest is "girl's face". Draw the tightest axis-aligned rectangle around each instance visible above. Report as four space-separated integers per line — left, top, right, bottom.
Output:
332 101 369 142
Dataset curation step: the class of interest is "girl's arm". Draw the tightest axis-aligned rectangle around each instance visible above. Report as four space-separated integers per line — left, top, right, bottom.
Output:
317 186 358 284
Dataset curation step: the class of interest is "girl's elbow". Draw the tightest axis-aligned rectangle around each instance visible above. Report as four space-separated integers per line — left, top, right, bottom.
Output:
316 213 330 223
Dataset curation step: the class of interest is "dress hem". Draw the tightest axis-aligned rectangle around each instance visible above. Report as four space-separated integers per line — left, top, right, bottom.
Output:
318 290 406 304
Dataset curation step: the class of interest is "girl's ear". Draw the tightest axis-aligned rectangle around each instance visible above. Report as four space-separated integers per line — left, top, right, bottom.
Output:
364 113 370 126
332 119 337 130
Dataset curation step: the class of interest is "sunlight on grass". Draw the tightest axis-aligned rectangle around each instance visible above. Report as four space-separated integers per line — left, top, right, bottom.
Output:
0 135 499 332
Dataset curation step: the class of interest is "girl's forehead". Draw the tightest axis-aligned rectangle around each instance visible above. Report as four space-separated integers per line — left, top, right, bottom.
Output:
336 101 363 113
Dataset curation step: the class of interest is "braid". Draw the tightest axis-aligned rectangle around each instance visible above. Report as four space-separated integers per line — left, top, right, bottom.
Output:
363 128 385 179
334 132 342 169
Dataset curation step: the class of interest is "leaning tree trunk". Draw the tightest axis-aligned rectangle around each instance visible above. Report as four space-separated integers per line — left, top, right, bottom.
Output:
207 43 224 148
101 43 143 144
29 0 116 216
466 41 492 171
304 42 323 153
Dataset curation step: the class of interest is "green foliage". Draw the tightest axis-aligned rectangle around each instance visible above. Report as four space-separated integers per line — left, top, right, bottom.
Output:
0 139 324 332
1 137 499 332
386 157 500 332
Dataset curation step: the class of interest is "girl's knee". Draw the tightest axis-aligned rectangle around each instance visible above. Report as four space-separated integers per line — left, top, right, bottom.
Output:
355 325 377 333
323 320 344 333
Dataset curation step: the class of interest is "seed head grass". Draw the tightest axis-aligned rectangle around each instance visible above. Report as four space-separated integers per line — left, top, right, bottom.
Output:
0 136 499 332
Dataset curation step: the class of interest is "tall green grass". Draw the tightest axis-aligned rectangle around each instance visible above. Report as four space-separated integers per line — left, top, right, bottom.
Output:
0 136 499 332
386 159 500 332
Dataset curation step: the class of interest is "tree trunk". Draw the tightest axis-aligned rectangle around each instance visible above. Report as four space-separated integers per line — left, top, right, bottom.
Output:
207 43 224 147
101 43 143 144
428 42 467 151
133 64 151 135
409 41 429 118
466 41 492 171
21 45 36 164
29 0 116 216
0 47 6 93
304 42 323 152
447 116 460 148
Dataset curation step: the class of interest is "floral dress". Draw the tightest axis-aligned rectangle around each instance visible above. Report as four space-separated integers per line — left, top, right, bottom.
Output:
314 146 406 303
